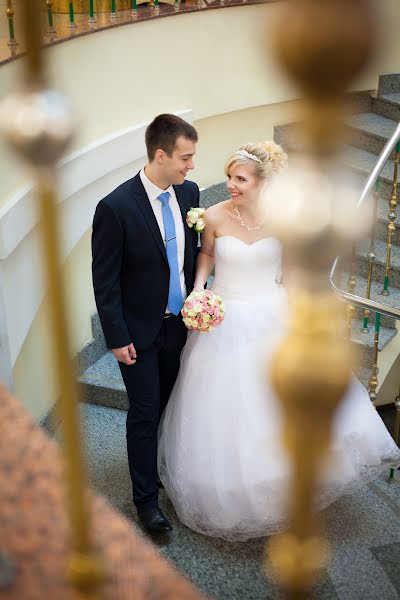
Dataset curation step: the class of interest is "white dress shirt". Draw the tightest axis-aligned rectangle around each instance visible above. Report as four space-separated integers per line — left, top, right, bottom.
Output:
140 168 187 311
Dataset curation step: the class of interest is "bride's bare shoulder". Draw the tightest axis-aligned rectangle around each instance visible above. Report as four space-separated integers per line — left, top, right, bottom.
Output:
205 200 231 225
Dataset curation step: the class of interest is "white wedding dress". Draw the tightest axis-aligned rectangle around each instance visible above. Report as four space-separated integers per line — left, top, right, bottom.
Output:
158 236 400 541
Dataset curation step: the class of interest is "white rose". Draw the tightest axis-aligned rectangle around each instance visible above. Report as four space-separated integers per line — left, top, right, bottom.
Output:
187 210 198 224
195 218 205 232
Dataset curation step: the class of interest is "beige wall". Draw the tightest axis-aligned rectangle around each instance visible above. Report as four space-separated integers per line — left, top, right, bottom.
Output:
379 345 400 407
13 227 95 421
376 323 400 406
12 289 58 422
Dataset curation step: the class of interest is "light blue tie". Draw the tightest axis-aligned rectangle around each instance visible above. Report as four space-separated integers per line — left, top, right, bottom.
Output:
159 191 183 315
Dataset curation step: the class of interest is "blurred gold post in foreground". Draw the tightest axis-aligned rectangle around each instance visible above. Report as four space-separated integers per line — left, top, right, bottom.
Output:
0 0 104 597
265 1 377 598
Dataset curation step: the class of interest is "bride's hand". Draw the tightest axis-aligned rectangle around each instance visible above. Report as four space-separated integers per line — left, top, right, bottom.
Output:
193 284 204 292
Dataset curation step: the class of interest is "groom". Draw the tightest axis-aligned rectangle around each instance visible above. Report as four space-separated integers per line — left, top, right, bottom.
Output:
92 114 199 533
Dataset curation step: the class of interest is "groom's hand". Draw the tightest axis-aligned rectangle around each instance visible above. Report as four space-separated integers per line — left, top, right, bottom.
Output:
112 343 137 365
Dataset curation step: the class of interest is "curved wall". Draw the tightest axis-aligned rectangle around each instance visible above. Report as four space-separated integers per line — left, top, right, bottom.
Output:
0 0 400 419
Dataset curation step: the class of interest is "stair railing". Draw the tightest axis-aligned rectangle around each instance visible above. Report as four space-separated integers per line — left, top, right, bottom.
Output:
330 121 400 319
330 122 400 450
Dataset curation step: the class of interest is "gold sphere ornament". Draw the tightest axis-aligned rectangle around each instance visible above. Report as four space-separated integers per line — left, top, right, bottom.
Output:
273 0 376 100
0 89 74 167
272 0 377 156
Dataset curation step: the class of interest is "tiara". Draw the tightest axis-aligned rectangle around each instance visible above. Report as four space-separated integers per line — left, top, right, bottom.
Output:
235 149 263 163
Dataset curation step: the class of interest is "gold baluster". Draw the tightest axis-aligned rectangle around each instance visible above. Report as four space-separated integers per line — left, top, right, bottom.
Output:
131 0 138 19
68 1 77 34
346 247 357 340
88 0 96 28
394 390 400 446
46 0 57 40
110 0 117 24
264 0 376 597
367 312 380 407
268 292 350 598
0 0 104 596
6 0 18 56
362 180 379 332
381 143 400 296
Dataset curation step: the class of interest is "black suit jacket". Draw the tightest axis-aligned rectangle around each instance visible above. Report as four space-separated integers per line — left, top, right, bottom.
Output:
92 172 199 350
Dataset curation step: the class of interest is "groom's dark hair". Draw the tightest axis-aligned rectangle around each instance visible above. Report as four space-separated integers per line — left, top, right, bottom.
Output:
145 114 198 161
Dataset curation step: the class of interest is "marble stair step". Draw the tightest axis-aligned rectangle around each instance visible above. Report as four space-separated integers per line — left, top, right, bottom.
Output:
342 145 396 185
381 93 400 105
372 94 400 122
276 111 399 160
274 122 397 189
377 74 400 97
200 182 227 209
345 112 400 159
274 124 399 209
79 351 127 411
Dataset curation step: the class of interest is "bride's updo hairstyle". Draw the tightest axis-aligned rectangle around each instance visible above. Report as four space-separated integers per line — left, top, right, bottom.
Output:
224 141 288 181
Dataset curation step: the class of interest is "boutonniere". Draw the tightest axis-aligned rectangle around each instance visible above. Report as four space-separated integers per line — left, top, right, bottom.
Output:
186 207 205 233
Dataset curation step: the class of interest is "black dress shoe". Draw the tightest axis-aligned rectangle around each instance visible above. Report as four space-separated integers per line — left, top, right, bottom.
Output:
137 505 172 534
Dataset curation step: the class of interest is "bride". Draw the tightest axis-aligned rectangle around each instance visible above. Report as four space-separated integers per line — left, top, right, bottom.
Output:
158 141 400 541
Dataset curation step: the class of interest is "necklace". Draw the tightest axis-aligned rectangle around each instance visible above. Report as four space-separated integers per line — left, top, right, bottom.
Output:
233 206 264 232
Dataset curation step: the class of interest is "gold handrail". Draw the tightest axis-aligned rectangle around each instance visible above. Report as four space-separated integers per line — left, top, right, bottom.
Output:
330 272 400 319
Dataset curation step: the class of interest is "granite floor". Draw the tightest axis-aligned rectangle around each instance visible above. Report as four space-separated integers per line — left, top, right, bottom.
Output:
78 401 400 600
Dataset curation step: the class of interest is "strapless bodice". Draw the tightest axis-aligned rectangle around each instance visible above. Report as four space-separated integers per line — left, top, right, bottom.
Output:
211 235 282 301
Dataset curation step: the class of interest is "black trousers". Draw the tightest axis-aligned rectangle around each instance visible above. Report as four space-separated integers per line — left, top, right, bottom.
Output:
118 314 187 508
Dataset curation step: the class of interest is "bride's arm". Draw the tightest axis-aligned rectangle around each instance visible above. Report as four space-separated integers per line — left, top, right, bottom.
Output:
193 210 216 291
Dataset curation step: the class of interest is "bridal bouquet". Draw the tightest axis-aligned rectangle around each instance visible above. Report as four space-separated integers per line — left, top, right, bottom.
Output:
182 290 225 332
186 207 205 233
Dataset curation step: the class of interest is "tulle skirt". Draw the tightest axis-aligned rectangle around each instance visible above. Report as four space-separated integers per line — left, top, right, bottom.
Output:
158 289 400 541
